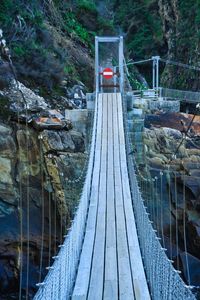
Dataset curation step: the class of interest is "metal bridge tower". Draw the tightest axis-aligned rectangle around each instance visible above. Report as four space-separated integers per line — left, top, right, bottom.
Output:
95 36 124 94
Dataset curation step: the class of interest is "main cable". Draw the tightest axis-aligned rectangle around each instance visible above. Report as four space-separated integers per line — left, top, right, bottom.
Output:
160 58 200 72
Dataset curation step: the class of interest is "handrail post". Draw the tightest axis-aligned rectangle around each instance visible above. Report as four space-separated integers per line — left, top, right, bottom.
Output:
95 36 99 94
152 58 156 90
152 56 160 96
119 36 124 93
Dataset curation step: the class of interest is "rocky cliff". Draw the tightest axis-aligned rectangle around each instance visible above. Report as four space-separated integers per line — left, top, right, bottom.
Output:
113 0 200 91
158 0 200 90
140 112 200 290
0 84 89 299
0 33 91 297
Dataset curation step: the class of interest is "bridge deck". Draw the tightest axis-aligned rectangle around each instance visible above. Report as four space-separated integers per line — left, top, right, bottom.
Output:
72 93 150 300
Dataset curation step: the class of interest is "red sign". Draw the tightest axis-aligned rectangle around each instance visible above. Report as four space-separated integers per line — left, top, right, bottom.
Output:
102 68 114 80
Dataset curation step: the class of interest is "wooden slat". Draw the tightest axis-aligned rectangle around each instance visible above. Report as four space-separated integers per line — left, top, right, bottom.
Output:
73 92 151 300
103 93 118 300
72 94 103 300
117 93 151 300
113 93 135 300
87 93 108 299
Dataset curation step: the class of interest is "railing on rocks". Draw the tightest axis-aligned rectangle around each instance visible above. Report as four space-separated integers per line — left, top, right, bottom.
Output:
159 87 200 103
132 87 200 104
33 95 98 300
123 93 196 300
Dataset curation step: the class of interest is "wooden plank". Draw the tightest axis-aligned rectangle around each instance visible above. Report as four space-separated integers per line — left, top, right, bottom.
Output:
113 93 135 300
87 93 108 299
72 94 103 300
117 93 151 300
73 92 150 300
103 93 118 300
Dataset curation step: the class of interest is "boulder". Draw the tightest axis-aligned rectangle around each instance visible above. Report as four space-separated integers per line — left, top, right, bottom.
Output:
42 130 64 152
0 157 12 185
4 80 48 112
42 130 85 153
59 131 75 152
0 134 16 158
70 130 85 153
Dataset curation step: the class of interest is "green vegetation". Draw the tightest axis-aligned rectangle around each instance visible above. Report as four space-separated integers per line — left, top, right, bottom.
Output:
64 11 91 46
113 0 164 59
12 45 27 57
0 0 101 94
0 0 16 26
2 0 200 92
77 0 97 13
97 17 115 35
0 0 117 94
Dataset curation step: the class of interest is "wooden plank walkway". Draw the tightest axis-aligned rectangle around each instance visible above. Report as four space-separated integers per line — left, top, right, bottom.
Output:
72 93 151 300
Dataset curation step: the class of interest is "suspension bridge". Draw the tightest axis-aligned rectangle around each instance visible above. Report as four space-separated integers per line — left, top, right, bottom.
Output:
32 36 199 299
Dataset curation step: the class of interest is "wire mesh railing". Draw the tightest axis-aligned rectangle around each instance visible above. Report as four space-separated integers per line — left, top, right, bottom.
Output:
123 93 196 299
33 95 98 300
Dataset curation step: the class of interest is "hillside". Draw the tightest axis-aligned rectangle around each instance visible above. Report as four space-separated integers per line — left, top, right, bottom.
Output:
0 0 116 98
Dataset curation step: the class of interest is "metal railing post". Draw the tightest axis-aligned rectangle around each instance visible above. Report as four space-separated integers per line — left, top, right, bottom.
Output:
156 56 160 94
152 57 156 90
100 66 103 93
114 66 117 93
95 37 99 94
119 36 124 93
152 56 160 96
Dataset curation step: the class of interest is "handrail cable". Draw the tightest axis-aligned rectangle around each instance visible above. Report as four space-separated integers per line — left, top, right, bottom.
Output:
7 52 30 299
167 166 173 260
160 58 200 72
39 135 45 284
160 171 165 248
183 170 191 285
48 177 52 268
174 172 180 271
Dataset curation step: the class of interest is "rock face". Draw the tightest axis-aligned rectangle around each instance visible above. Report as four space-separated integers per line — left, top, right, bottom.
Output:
0 35 90 298
158 0 200 90
158 0 178 60
0 119 87 299
140 111 200 287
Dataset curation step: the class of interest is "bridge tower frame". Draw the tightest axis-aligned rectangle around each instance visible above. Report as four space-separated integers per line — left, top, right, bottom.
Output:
152 55 160 92
95 36 124 94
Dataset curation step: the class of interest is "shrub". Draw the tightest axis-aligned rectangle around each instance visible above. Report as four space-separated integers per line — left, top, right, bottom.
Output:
12 45 27 57
77 0 97 14
64 11 91 45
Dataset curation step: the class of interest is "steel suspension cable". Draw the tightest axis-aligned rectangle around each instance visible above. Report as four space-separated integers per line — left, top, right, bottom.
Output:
155 176 159 235
7 55 30 300
152 178 156 227
48 177 52 268
25 102 30 300
14 68 24 300
38 135 45 284
183 170 191 286
125 58 153 66
160 58 200 72
174 172 180 271
8 55 29 300
160 171 165 248
167 166 173 260
54 192 57 255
